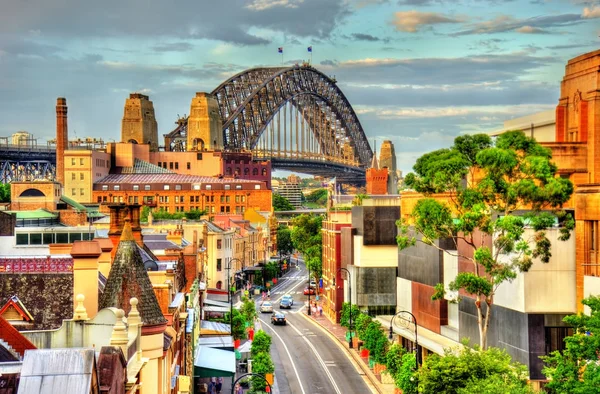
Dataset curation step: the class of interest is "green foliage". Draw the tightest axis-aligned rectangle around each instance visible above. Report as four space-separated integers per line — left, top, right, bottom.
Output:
141 205 150 222
542 296 600 394
276 226 294 256
251 331 272 357
385 344 407 376
398 131 574 348
417 346 531 394
273 193 294 211
184 210 205 220
0 183 11 202
305 188 328 206
395 353 418 394
240 297 257 325
291 214 323 281
352 193 369 206
249 351 274 393
225 309 246 341
264 261 278 282
340 302 360 330
355 313 373 340
363 321 384 358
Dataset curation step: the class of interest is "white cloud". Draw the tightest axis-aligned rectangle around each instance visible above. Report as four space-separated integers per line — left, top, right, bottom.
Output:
582 6 600 18
246 0 305 11
515 26 548 34
391 10 463 33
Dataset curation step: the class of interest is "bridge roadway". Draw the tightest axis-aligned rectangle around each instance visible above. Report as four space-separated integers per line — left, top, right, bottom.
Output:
252 262 373 394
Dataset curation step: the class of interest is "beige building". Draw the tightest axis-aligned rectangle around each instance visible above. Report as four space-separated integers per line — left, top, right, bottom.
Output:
63 149 111 204
489 109 555 142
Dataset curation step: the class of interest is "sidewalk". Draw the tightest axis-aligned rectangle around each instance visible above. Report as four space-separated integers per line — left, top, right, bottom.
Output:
301 301 395 394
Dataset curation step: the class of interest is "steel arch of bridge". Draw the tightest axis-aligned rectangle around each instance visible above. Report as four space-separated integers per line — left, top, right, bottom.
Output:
211 65 373 169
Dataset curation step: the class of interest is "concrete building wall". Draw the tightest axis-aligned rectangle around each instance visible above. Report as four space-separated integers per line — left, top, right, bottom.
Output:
150 150 222 177
353 238 398 268
351 206 399 245
583 275 600 314
490 110 556 142
64 150 111 203
396 277 412 314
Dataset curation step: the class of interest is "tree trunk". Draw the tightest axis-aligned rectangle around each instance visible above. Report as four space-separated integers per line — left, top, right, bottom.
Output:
475 296 485 349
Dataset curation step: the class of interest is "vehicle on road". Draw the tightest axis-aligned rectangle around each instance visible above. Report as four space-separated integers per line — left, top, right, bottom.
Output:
281 294 294 306
309 279 317 288
303 287 316 295
279 298 292 309
271 311 287 325
260 301 273 313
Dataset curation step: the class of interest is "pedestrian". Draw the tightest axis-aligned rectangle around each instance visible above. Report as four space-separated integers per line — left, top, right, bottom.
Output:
262 291 266 300
216 377 223 394
267 290 271 298
318 304 323 316
208 377 216 394
235 383 243 394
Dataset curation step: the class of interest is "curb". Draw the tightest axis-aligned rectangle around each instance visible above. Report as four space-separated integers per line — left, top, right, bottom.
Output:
298 310 387 394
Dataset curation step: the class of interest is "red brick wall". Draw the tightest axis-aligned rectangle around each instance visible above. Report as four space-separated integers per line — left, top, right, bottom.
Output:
58 210 89 226
366 168 388 195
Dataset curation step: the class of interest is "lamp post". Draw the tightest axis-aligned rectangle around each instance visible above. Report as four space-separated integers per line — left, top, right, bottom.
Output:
334 267 353 348
389 310 420 369
226 261 232 330
229 257 244 294
231 373 273 394
307 261 311 315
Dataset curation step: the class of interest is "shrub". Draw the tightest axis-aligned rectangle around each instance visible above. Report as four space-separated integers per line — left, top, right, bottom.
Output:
251 331 272 357
340 302 360 330
249 352 274 393
385 344 407 376
355 313 373 340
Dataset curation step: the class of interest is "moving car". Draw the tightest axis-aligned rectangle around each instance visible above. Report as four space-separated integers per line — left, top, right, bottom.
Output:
281 294 294 306
303 287 316 295
271 311 287 325
279 298 292 309
260 301 273 313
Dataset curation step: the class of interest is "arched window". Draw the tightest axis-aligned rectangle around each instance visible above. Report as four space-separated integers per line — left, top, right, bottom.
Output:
252 168 258 176
244 168 250 175
193 138 205 151
216 281 223 289
226 167 232 176
262 168 267 176
19 188 44 197
128 139 138 144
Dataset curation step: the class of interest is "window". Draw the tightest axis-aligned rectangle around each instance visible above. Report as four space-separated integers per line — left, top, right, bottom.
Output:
71 173 76 180
175 184 182 191
545 327 573 355
224 185 231 190
80 188 84 195
187 162 191 170
71 188 76 196
236 185 242 190
181 196 184 203
164 185 170 190
217 239 222 249
175 162 179 170
134 196 138 203
586 221 599 276
114 185 120 191
217 258 222 272
193 184 201 190
220 196 225 203
235 195 240 203
71 158 76 165
133 185 139 191
226 206 230 213
170 162 174 169
262 168 267 176
254 184 260 190
253 168 258 175
241 195 246 202
244 168 249 175
175 196 179 203
206 185 212 190
129 196 133 203
80 158 84 165
80 173 84 180
144 185 151 191
226 196 230 203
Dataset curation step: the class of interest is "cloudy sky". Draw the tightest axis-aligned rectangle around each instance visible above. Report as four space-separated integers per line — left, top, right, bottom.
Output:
1 0 599 174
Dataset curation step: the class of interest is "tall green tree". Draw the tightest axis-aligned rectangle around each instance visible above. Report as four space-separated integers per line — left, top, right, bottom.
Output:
305 188 328 206
0 183 11 202
542 296 600 393
397 132 574 349
272 193 294 211
291 214 323 281
276 226 294 256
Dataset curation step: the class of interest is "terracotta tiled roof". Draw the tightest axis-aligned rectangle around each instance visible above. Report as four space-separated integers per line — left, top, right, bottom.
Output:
96 173 260 184
99 221 166 326
0 315 36 359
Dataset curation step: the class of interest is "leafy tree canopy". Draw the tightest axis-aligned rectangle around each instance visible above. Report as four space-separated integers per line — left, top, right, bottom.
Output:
398 131 574 349
276 226 294 256
542 296 600 394
291 214 323 280
273 193 294 211
0 183 10 203
417 345 534 394
305 188 328 206
251 330 272 357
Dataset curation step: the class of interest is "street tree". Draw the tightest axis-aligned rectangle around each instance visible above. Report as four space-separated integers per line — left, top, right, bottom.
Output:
273 193 294 211
291 214 323 281
276 226 294 256
397 131 574 349
0 183 10 202
542 296 600 393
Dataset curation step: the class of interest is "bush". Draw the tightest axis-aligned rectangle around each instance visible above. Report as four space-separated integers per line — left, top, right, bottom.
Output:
340 302 360 330
395 353 418 394
225 309 246 341
251 331 272 357
373 335 389 365
240 297 257 325
363 321 383 353
355 313 373 340
385 344 407 376
249 352 274 393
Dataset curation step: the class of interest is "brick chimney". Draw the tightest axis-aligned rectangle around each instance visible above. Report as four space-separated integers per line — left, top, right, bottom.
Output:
127 204 143 247
107 203 128 259
56 97 68 187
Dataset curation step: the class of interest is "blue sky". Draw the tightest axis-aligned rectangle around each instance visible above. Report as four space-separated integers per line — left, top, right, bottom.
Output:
0 0 599 175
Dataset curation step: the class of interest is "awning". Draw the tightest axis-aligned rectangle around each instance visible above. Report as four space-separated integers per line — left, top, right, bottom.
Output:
194 346 236 378
203 305 231 313
198 336 234 351
200 320 230 335
237 340 252 353
203 299 230 308
243 266 264 272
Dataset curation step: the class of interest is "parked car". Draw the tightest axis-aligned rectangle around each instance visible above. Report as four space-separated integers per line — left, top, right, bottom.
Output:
309 279 317 288
271 311 287 325
303 287 316 295
281 294 294 306
260 301 273 313
279 298 292 309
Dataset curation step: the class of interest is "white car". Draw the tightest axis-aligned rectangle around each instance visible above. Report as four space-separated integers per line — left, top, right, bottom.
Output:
260 301 273 313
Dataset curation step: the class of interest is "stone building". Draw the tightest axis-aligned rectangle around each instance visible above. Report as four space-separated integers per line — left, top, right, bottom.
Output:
379 140 398 195
121 93 159 151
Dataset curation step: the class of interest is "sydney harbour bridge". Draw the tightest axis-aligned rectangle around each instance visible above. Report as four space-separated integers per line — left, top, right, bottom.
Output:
0 65 372 183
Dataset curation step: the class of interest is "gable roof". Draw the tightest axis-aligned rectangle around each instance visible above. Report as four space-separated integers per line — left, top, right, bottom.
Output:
19 348 96 394
120 158 174 174
0 315 36 359
98 220 166 326
0 295 34 321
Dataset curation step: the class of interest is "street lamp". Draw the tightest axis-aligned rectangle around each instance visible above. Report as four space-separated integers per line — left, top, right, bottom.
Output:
333 267 353 348
226 261 233 329
389 310 420 369
231 373 273 394
229 257 244 294
307 261 312 316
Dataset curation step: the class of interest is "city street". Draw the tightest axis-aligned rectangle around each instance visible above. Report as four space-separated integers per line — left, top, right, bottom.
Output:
253 262 373 394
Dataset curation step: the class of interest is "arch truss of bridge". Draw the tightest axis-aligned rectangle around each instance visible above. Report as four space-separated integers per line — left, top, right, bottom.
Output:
211 65 373 183
0 144 56 183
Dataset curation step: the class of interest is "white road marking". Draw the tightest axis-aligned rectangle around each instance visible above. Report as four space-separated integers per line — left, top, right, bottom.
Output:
288 321 343 394
259 318 307 394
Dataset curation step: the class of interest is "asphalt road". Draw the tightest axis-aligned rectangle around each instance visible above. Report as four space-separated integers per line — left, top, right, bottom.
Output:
254 262 372 394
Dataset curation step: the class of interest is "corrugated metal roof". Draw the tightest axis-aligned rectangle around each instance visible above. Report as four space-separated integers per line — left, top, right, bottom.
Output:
144 240 182 251
97 173 260 184
18 348 95 394
6 209 58 219
121 159 174 174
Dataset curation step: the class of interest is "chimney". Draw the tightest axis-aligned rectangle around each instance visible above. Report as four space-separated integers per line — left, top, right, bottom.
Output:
127 204 143 247
107 203 127 259
56 97 68 187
